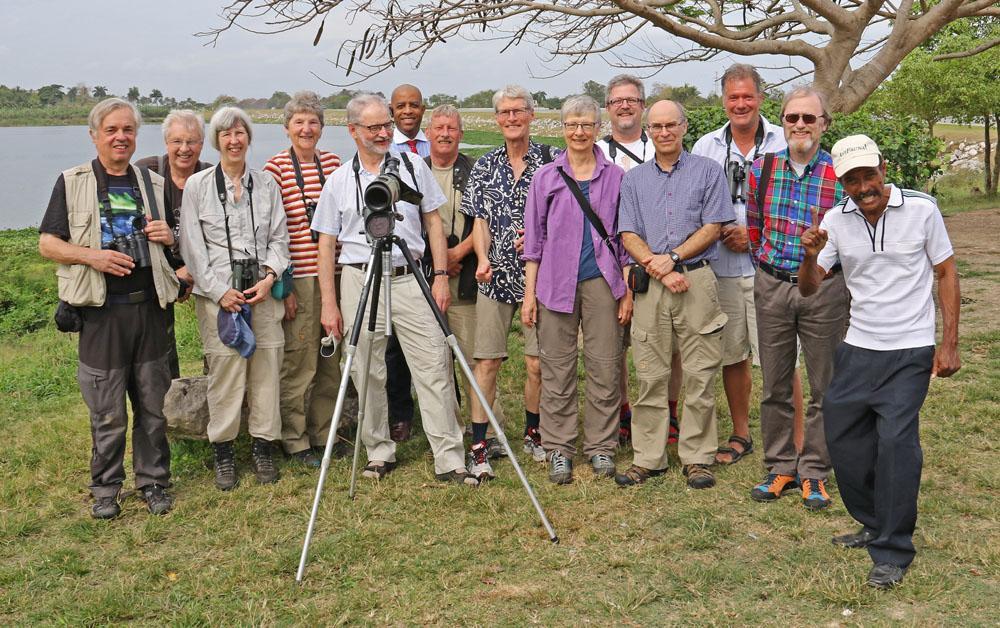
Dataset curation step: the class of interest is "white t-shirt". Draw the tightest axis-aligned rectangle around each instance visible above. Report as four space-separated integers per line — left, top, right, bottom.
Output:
311 150 447 266
817 185 954 350
596 134 652 171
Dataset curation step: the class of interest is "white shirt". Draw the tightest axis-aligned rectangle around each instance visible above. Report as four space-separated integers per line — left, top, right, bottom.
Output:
311 150 447 267
392 128 431 158
596 133 652 171
817 185 954 350
691 117 786 277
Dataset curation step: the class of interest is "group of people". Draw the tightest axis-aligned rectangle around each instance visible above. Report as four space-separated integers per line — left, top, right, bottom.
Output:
40 63 960 589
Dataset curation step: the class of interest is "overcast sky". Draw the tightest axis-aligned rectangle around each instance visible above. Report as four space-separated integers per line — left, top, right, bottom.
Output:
0 1 788 102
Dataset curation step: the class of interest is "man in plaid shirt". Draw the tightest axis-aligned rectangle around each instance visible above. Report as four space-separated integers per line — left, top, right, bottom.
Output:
746 86 848 511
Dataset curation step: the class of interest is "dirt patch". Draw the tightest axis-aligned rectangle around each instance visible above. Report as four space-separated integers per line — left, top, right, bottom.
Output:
944 208 1000 333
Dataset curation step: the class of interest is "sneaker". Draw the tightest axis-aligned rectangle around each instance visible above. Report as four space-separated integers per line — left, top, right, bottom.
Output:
523 427 546 462
250 438 280 485
590 453 616 478
139 484 173 515
91 493 121 520
288 449 321 468
614 464 665 487
485 437 508 459
548 450 573 485
682 464 716 489
435 469 480 487
867 563 906 589
801 478 832 510
361 460 397 480
213 441 239 491
750 473 799 502
668 414 680 445
832 527 877 549
466 441 496 482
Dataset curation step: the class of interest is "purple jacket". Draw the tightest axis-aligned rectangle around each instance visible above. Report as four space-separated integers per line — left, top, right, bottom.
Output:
523 146 630 314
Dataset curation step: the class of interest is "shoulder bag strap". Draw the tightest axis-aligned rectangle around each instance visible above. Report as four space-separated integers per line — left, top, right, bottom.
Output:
138 166 161 222
756 152 776 214
398 151 419 193
555 166 620 270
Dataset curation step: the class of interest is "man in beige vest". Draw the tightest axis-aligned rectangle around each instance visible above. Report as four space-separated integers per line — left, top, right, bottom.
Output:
39 98 180 519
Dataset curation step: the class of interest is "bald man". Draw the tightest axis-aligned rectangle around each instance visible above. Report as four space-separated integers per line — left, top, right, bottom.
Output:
391 84 430 157
616 100 734 490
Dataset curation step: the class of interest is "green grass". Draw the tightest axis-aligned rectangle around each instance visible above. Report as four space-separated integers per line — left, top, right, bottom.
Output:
2 219 998 624
934 122 986 145
933 170 999 215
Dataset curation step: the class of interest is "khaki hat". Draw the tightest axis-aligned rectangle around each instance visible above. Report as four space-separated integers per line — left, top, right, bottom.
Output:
831 134 882 178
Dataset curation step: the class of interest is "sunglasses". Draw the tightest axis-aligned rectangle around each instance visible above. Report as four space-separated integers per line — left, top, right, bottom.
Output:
783 113 820 125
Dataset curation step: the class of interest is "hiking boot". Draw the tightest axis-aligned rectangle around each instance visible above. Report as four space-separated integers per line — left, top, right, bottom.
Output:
138 483 173 515
435 469 480 487
523 427 546 462
867 563 906 589
361 460 396 480
614 464 665 487
548 450 573 485
466 440 495 482
485 437 508 459
590 453 616 478
832 527 877 549
91 493 122 520
801 478 832 510
250 438 280 485
750 473 798 502
682 464 716 489
668 414 680 445
213 441 239 491
287 448 321 468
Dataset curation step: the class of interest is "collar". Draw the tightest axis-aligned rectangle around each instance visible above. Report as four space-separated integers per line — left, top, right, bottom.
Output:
777 147 830 174
653 150 687 174
392 128 428 145
553 144 612 177
353 150 395 177
842 184 901 214
221 164 250 189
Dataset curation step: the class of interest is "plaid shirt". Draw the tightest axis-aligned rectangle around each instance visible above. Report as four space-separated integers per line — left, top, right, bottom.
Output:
747 148 843 273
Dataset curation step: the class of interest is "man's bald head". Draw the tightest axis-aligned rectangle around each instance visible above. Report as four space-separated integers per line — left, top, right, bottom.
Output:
646 99 688 164
390 84 426 139
647 99 685 122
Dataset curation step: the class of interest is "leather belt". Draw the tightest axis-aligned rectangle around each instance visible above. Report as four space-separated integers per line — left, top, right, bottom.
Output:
346 262 413 277
677 259 711 273
759 260 842 285
106 287 156 305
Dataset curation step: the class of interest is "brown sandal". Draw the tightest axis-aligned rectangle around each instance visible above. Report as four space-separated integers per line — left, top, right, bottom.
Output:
714 434 754 465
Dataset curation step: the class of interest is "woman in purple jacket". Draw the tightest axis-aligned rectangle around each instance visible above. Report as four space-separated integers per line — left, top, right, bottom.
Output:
522 95 633 485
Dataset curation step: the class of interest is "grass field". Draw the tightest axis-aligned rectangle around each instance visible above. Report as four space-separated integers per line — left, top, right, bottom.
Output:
1 200 997 623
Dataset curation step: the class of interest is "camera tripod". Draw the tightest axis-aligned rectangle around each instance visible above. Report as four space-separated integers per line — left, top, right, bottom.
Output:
296 234 558 582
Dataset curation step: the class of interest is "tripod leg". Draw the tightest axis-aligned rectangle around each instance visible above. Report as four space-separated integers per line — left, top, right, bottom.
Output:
349 246 385 499
394 236 559 543
297 250 380 582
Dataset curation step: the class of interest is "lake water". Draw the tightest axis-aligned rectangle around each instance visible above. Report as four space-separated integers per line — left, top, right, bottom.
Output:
0 124 361 229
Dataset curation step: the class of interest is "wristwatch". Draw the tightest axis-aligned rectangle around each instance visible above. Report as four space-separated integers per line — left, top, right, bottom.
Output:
669 251 682 264
432 269 448 277
264 269 278 280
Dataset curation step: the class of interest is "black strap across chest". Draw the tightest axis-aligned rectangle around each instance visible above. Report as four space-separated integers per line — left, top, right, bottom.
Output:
555 166 621 270
603 130 648 164
289 148 327 203
214 164 259 269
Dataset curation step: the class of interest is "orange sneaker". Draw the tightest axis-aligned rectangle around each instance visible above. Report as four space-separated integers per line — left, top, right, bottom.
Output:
801 478 832 510
750 473 799 502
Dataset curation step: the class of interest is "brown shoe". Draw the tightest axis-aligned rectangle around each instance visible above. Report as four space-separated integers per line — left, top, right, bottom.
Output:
682 464 716 489
390 420 412 443
614 464 665 487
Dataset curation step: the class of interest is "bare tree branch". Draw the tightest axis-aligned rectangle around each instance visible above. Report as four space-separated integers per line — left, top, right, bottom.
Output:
933 37 1000 60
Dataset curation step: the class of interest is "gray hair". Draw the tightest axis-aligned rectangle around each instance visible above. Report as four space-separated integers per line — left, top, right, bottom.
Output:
207 106 253 151
283 90 325 127
492 85 534 112
429 104 463 131
781 85 832 122
160 109 204 142
720 64 764 95
88 98 141 134
605 74 645 102
346 93 390 125
560 95 601 125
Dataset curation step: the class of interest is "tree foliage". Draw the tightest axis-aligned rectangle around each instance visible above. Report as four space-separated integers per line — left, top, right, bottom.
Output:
205 0 999 113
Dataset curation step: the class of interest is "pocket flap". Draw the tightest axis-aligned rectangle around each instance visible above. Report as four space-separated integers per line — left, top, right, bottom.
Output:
699 311 728 335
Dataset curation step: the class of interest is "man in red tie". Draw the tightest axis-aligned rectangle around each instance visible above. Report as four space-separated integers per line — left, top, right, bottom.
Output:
391 84 431 158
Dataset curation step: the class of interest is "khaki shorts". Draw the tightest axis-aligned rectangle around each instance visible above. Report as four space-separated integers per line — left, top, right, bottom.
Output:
473 295 539 359
716 275 759 366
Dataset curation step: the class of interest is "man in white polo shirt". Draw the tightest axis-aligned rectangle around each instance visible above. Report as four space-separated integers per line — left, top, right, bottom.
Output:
798 134 961 589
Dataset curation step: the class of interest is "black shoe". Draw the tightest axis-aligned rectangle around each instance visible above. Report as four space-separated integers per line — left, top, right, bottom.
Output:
139 483 173 515
91 493 122 519
251 438 280 484
213 441 239 491
389 420 412 443
832 527 877 549
435 469 480 486
867 563 906 589
287 448 321 468
485 437 508 459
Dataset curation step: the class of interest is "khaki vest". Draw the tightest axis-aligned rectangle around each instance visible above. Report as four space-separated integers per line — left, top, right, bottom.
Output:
57 162 179 309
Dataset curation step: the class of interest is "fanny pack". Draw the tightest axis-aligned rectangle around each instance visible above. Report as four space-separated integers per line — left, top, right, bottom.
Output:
627 264 650 294
270 265 295 300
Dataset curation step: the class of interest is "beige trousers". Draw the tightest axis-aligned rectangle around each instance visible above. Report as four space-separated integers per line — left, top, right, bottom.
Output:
195 295 284 443
447 302 505 426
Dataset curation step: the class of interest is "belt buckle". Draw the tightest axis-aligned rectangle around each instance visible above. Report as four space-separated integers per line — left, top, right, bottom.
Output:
128 290 146 304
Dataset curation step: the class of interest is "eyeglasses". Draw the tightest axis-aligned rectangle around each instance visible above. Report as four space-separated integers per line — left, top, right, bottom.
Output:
648 121 684 135
167 139 203 148
360 121 394 134
496 108 530 118
563 122 597 132
607 97 643 108
783 113 820 125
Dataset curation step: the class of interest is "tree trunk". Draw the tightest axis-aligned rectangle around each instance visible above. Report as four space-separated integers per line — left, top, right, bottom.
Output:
985 113 994 197
992 112 1000 197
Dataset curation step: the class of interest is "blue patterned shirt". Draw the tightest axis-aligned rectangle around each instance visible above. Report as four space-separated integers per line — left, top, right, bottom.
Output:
461 140 559 303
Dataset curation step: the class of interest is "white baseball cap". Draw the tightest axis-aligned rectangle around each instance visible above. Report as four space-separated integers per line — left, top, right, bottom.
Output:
831 134 882 178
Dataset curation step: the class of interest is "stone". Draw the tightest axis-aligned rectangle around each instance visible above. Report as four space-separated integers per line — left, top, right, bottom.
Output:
163 376 211 439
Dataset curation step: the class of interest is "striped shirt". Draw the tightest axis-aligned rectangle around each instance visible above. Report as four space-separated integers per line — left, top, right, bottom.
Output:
264 149 341 278
618 151 734 262
746 148 842 273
